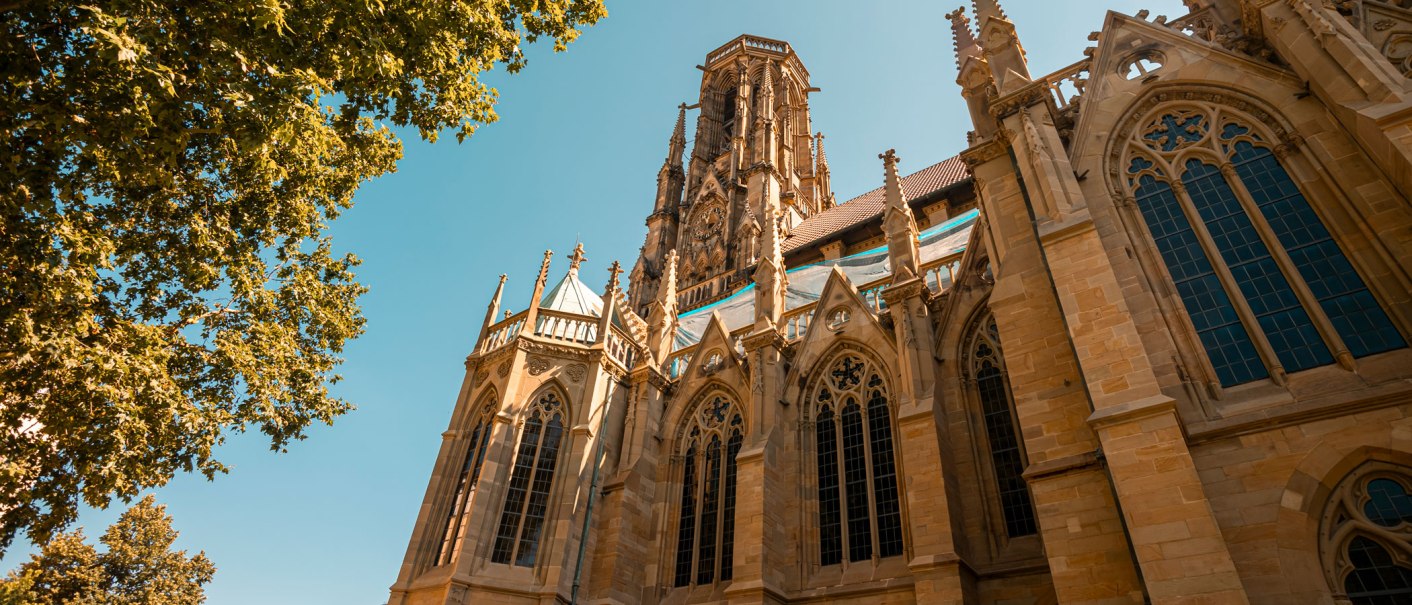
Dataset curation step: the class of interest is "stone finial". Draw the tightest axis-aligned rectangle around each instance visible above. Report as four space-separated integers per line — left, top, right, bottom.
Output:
477 273 509 346
880 148 908 210
947 7 981 69
567 242 587 275
759 61 775 119
607 260 623 293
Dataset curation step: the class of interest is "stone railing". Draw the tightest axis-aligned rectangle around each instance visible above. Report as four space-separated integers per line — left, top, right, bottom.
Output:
479 310 527 354
783 306 814 341
1040 59 1091 112
705 35 792 66
534 309 598 345
666 346 696 379
606 324 638 369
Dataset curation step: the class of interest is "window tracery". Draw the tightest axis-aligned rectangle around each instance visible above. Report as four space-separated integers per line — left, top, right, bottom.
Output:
1321 462 1412 604
811 353 904 566
490 391 566 567
435 392 499 566
963 312 1037 538
1122 105 1405 388
673 394 743 587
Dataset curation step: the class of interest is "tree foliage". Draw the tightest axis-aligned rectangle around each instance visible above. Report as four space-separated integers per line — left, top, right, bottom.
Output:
0 496 215 605
0 0 605 550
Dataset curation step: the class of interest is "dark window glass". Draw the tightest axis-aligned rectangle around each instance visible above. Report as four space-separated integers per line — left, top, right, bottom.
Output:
720 431 741 581
1363 479 1412 528
1133 174 1268 386
977 363 1037 537
491 416 542 564
437 421 486 565
1229 143 1405 358
674 445 698 587
841 401 873 562
1182 159 1332 373
514 415 563 567
867 384 904 558
696 438 722 585
816 407 843 566
1345 536 1412 604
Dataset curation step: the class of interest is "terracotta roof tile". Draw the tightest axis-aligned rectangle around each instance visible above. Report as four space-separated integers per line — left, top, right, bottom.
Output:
782 155 970 254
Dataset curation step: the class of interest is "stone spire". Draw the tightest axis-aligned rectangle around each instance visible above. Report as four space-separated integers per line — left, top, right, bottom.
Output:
669 103 687 167
595 260 623 345
972 0 1031 92
814 133 834 210
948 6 981 70
754 61 778 167
880 150 920 282
477 273 508 347
753 203 785 330
520 249 554 335
646 250 679 363
654 106 688 214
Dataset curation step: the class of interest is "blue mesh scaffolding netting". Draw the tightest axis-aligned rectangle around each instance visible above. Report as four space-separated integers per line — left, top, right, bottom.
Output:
675 208 978 349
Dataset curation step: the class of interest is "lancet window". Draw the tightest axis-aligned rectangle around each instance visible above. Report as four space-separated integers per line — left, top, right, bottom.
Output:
435 392 498 566
1123 106 1404 388
812 353 904 566
1321 462 1412 604
673 394 743 587
490 391 566 567
964 312 1037 538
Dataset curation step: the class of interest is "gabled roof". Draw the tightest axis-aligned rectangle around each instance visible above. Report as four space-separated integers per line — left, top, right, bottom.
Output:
782 155 970 254
540 270 604 316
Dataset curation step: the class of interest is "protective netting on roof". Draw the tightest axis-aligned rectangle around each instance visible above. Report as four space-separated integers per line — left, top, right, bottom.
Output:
676 208 979 348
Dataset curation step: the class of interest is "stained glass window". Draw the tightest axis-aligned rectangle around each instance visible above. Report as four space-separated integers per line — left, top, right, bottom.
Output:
1126 109 1405 388
490 392 565 567
813 354 905 565
674 396 742 587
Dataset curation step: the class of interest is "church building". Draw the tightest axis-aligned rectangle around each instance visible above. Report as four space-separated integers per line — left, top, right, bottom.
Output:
389 1 1412 603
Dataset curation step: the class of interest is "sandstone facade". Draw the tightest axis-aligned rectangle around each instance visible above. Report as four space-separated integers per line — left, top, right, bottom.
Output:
389 2 1412 603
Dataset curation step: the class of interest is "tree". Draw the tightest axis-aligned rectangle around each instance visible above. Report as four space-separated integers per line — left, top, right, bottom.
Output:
0 0 606 550
0 496 215 605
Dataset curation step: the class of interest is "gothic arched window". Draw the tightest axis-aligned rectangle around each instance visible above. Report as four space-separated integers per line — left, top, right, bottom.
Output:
813 353 904 566
673 394 743 587
1123 106 1405 388
435 391 498 566
1321 462 1412 604
964 312 1037 538
490 391 566 567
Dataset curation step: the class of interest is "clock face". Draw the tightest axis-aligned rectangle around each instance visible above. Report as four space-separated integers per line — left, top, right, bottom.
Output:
692 205 725 242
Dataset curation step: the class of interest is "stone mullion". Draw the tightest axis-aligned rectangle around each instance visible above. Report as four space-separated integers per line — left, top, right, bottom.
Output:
1218 161 1355 370
689 447 706 585
832 406 850 569
857 397 881 563
1111 191 1224 401
1169 179 1289 385
508 414 545 566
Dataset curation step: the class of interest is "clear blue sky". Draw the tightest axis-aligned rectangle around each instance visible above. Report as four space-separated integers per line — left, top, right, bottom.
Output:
2 1 1185 602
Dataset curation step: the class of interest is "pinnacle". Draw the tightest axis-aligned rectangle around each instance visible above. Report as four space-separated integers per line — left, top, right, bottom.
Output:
947 7 981 69
815 133 829 167
972 0 1009 23
880 149 909 210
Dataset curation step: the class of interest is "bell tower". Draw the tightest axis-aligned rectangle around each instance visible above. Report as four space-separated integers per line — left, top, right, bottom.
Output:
630 35 831 317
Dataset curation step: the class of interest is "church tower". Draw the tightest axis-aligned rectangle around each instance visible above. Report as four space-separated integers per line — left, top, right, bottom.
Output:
631 35 831 317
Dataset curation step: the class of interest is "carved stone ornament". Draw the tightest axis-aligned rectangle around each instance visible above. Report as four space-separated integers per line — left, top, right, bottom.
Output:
567 363 587 383
474 369 489 384
527 356 552 376
496 360 511 378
